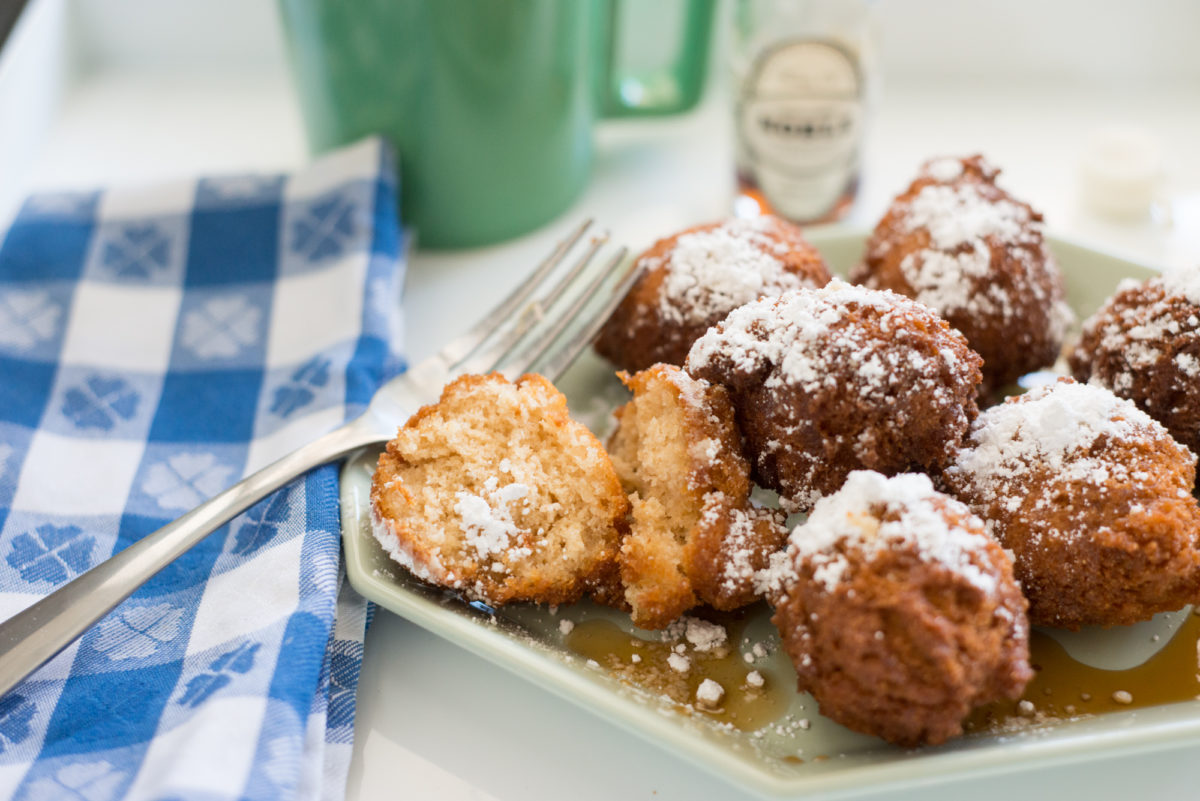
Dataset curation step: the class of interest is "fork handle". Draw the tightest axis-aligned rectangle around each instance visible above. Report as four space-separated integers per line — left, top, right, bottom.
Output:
0 417 382 699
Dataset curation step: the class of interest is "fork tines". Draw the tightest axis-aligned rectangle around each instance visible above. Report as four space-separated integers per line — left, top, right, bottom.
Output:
438 220 636 384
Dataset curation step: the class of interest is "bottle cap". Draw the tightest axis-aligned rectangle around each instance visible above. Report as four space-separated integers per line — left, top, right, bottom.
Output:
1078 125 1164 221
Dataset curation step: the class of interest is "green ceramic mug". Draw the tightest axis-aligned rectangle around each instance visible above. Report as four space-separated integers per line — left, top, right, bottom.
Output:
278 0 714 248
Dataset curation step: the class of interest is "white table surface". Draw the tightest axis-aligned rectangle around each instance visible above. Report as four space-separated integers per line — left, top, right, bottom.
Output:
20 63 1200 801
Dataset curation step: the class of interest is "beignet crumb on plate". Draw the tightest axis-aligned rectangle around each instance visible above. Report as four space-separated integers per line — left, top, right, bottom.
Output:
607 364 787 629
370 372 628 605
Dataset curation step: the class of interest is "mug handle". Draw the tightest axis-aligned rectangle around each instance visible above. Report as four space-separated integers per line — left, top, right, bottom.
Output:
595 0 715 118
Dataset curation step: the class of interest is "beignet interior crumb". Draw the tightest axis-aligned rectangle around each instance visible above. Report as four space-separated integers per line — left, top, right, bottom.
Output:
371 373 627 605
610 375 704 627
608 365 773 629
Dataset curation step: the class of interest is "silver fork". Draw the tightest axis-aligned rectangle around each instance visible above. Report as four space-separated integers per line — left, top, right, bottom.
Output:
0 220 634 698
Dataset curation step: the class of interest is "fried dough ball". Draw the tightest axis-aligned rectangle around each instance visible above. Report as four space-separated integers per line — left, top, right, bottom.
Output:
370 373 628 605
851 155 1073 395
686 281 982 512
606 364 787 629
941 378 1200 629
1070 268 1200 453
763 471 1031 747
595 216 831 372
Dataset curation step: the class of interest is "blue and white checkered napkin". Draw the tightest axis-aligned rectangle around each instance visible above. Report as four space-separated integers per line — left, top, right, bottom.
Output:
0 138 404 800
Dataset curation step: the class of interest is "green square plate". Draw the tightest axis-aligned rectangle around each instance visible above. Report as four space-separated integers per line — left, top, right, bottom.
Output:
340 226 1197 798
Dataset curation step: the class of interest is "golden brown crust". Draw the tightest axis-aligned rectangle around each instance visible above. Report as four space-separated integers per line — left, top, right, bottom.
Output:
370 372 628 605
940 378 1200 628
1071 276 1200 453
595 217 831 372
687 500 788 611
581 557 630 612
851 155 1071 396
617 511 698 628
771 476 1031 747
687 283 983 511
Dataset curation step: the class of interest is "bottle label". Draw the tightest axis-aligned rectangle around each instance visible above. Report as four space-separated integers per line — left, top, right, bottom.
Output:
738 39 863 221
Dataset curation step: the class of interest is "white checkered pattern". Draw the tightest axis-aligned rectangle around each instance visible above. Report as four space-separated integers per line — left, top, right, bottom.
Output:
0 138 404 801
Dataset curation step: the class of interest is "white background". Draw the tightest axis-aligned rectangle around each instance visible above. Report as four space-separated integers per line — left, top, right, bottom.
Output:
4 2 1200 800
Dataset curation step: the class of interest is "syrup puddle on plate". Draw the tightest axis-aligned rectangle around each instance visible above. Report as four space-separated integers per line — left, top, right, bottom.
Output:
565 610 792 731
562 600 1200 741
968 610 1200 732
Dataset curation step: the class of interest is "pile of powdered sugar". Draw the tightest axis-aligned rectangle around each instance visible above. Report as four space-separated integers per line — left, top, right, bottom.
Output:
757 471 999 598
454 475 534 566
654 615 732 677
651 217 810 326
1161 264 1200 307
903 183 1031 253
894 180 1044 318
945 380 1173 514
920 156 966 183
686 280 973 402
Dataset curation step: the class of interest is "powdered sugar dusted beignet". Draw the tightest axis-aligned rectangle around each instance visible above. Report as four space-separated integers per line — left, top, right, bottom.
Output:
370 373 628 605
763 471 1031 747
941 377 1200 629
851 155 1072 395
687 281 983 512
1071 266 1200 453
606 364 787 629
595 216 831 372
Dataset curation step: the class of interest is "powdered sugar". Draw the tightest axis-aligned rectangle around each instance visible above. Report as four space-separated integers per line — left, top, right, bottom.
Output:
755 549 794 598
1098 303 1181 373
667 652 691 673
370 504 453 587
712 504 786 596
1075 275 1200 397
685 618 728 653
695 678 725 707
1175 352 1200 378
899 246 1005 316
760 471 999 597
687 280 959 395
892 181 1043 317
653 218 814 326
687 281 976 408
1161 264 1200 306
903 183 1031 252
454 477 533 562
921 157 964 182
946 380 1175 516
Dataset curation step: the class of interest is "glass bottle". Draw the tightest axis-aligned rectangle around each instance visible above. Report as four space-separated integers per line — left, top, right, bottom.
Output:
731 0 878 224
